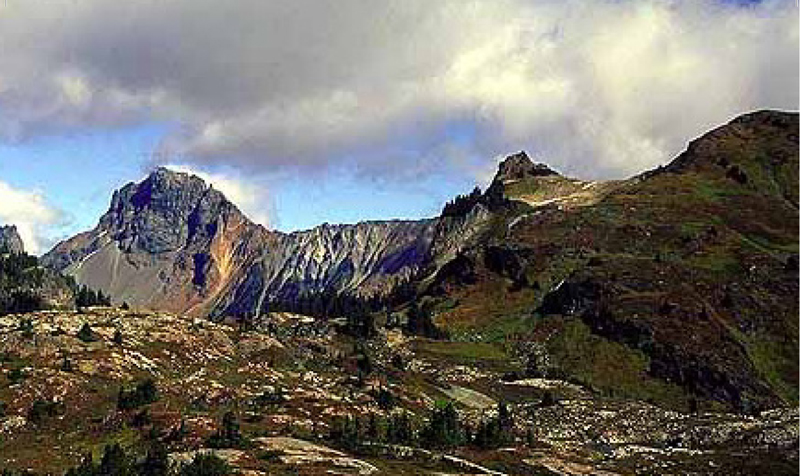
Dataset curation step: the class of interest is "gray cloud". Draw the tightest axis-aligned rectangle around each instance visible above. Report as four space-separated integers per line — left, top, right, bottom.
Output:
0 0 797 180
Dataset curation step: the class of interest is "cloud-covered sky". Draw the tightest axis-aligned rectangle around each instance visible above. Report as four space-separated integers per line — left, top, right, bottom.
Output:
0 0 797 252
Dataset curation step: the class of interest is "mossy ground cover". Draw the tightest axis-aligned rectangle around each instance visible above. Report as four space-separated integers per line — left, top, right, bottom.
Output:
531 317 688 408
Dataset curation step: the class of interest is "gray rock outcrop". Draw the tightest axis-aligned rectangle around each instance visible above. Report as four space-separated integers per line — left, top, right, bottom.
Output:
0 225 24 254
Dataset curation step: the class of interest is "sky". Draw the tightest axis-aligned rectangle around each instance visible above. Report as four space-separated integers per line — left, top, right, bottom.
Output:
0 0 797 254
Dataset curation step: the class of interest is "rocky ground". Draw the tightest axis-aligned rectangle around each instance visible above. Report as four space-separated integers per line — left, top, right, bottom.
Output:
0 308 796 475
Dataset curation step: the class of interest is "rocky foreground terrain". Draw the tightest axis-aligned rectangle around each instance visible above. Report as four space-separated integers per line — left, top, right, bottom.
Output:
0 308 796 475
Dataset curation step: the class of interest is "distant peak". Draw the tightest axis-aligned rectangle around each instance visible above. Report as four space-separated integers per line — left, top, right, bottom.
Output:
0 224 25 254
494 151 559 183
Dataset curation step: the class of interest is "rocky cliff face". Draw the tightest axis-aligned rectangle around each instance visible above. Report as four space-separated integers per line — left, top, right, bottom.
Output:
493 151 559 184
216 219 436 317
42 168 437 316
0 225 25 254
42 168 265 315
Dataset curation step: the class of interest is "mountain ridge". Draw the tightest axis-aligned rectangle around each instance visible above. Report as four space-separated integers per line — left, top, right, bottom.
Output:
41 168 439 316
39 109 799 412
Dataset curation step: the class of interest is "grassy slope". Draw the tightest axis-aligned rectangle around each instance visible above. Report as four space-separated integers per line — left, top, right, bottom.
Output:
424 110 798 411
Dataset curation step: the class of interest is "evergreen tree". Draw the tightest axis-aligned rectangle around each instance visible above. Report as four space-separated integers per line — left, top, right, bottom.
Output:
65 453 96 476
386 412 413 445
206 411 249 449
18 318 34 339
138 443 170 476
473 401 514 449
540 390 556 407
61 354 74 372
97 444 131 476
421 401 463 448
374 387 396 411
117 379 159 410
179 452 231 476
330 415 361 450
28 399 64 424
404 302 443 339
77 323 98 343
355 347 373 379
442 186 483 217
76 285 112 308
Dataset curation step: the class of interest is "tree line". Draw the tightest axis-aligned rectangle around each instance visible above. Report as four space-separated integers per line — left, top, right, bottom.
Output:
441 187 483 217
330 400 515 451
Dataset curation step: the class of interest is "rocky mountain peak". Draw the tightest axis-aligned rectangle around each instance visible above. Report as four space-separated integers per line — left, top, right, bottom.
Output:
0 225 24 254
98 167 245 255
114 167 212 211
494 151 559 184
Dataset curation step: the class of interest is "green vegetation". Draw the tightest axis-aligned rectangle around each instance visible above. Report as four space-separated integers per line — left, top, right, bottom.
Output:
251 387 286 408
474 401 514 449
206 412 250 449
414 341 508 362
28 399 66 425
0 250 77 315
117 379 159 410
747 336 799 404
330 411 417 450
75 285 112 308
61 355 74 373
404 301 446 339
18 318 34 339
441 186 483 217
62 443 229 476
179 453 231 476
420 401 464 449
77 323 100 343
0 252 42 286
533 317 687 407
0 112 795 474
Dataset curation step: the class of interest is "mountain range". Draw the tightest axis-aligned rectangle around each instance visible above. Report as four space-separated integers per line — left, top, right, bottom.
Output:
28 109 800 412
0 109 797 475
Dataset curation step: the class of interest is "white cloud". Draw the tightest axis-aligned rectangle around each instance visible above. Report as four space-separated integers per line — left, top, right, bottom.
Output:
0 181 65 254
164 164 273 227
0 0 796 180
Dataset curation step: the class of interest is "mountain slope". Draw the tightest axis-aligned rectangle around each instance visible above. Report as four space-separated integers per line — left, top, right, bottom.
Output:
414 110 799 411
215 219 435 317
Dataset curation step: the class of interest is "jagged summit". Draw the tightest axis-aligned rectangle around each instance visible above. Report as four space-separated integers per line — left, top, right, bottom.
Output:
0 225 24 254
87 165 251 261
494 151 559 184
